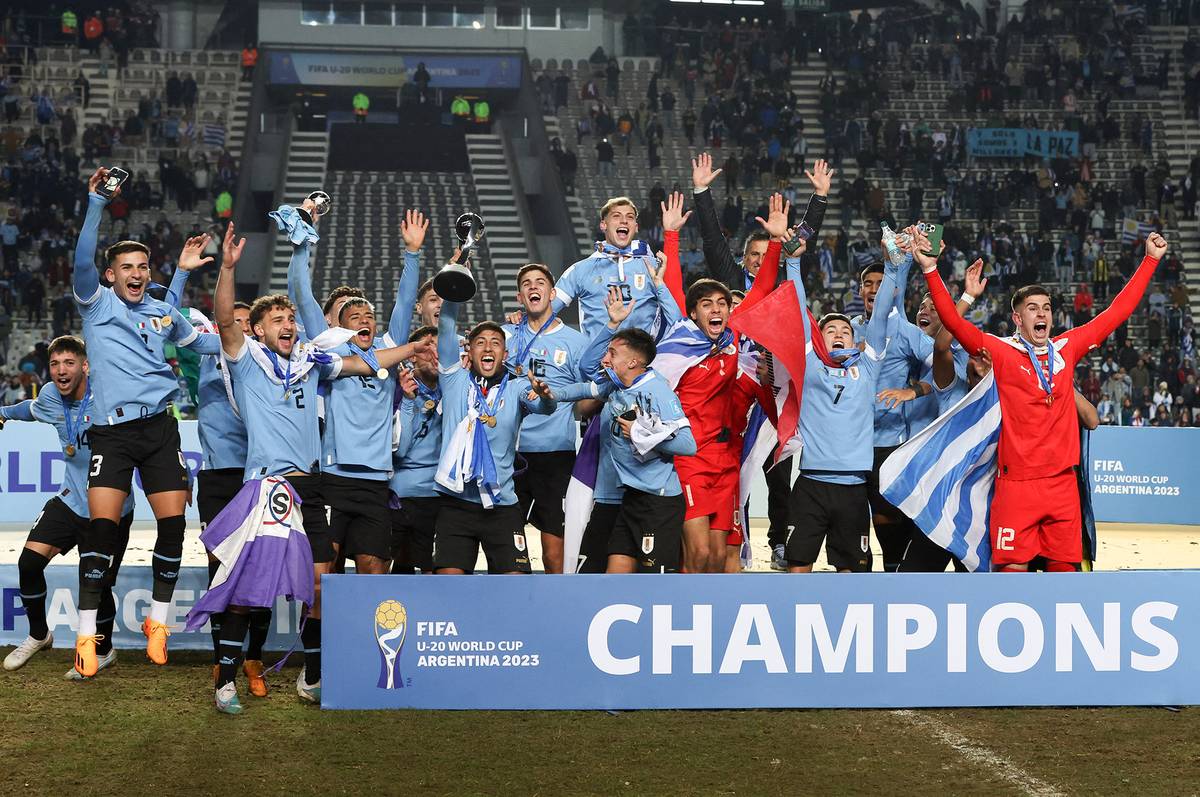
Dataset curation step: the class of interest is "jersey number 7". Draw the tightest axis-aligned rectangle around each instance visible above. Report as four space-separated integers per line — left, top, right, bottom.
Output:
832 384 844 404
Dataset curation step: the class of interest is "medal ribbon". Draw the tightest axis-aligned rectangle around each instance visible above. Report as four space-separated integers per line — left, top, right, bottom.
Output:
511 310 558 375
265 348 294 398
1019 337 1054 401
63 385 91 449
416 381 441 410
359 342 384 376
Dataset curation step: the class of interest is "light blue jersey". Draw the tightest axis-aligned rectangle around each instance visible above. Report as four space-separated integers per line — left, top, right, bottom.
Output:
391 385 442 498
436 300 556 506
910 340 971 432
933 341 972 414
850 256 936 447
603 369 695 496
165 274 247 471
289 242 421 479
792 258 895 484
502 318 588 453
73 194 219 425
1 384 134 518
553 248 670 340
225 338 342 480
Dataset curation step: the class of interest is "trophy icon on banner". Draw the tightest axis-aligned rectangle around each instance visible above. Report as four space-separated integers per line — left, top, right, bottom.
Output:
374 599 408 690
432 212 486 302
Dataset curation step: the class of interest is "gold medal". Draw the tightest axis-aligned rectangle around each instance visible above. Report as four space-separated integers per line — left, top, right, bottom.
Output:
64 444 76 458
514 364 525 376
481 414 497 428
160 315 172 327
424 399 436 411
375 367 388 380
1045 394 1054 407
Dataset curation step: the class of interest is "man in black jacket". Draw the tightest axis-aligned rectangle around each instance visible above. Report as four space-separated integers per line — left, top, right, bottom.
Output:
689 151 835 570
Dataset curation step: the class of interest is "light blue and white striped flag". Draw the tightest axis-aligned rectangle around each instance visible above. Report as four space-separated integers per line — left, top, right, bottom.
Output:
879 371 1001 572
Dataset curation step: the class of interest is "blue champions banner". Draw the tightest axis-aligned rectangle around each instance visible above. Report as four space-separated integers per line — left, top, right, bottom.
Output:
0 565 302 650
1088 427 1200 525
0 420 202 522
268 51 522 88
322 573 1198 709
966 127 1080 158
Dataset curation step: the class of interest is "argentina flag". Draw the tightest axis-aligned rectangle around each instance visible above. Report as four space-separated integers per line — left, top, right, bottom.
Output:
879 372 1001 572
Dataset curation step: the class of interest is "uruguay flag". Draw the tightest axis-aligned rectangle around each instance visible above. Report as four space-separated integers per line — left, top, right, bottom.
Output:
879 372 1001 572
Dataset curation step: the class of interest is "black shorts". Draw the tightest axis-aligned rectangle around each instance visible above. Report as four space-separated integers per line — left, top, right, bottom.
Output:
867 445 908 524
28 497 134 557
197 468 245 528
577 502 620 573
391 496 441 573
609 489 684 573
786 475 871 572
324 472 392 560
287 474 334 564
432 497 531 574
87 411 190 495
515 450 576 537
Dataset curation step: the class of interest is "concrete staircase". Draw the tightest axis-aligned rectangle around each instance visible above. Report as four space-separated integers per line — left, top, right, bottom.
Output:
465 133 527 313
1148 24 1200 317
76 56 115 128
543 114 593 257
268 130 329 293
226 81 253 160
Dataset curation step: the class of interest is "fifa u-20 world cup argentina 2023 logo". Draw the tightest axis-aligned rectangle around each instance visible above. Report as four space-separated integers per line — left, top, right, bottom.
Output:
374 600 408 689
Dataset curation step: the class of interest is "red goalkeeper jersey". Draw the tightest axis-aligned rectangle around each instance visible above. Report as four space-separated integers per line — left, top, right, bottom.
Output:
924 254 1160 481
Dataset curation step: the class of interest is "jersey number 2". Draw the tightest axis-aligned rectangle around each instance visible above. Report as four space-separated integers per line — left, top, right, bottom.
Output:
293 388 306 409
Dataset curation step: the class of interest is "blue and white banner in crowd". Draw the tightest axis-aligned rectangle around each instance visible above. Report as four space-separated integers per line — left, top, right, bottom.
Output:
1088 427 1199 525
0 565 303 649
268 51 522 88
966 127 1080 158
323 572 1199 709
0 420 202 522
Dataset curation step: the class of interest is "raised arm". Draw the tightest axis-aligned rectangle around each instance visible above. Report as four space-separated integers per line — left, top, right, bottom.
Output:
1072 234 1165 349
165 267 189 308
73 168 111 303
866 262 899 354
798 158 833 237
166 232 216 308
659 192 690 311
287 240 327 337
437 293 463 370
691 152 741 286
934 258 985 388
388 210 428 344
912 228 986 355
215 224 247 358
733 193 789 318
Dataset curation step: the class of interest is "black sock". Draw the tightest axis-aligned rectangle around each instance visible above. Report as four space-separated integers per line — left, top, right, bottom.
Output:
17 548 50 640
217 611 250 689
151 515 186 603
246 609 271 661
97 589 116 656
80 518 120 611
301 618 321 685
207 559 223 665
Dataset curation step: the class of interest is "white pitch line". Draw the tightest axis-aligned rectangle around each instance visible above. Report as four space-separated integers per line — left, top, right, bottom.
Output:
891 710 1066 797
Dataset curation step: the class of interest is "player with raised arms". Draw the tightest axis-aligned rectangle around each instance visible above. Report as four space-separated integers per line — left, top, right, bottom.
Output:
71 167 221 677
287 204 429 576
432 257 558 575
1 336 134 678
913 225 1167 572
201 221 433 713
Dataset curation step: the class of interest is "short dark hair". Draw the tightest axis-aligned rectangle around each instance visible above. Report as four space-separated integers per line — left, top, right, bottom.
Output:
859 262 885 285
611 328 656 365
818 312 853 330
322 285 364 316
233 301 252 312
467 321 506 344
104 240 150 266
742 231 770 254
48 335 87 359
409 324 437 343
249 294 295 330
517 263 555 287
1011 284 1051 311
417 278 438 302
337 297 375 325
730 289 746 301
685 278 732 315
